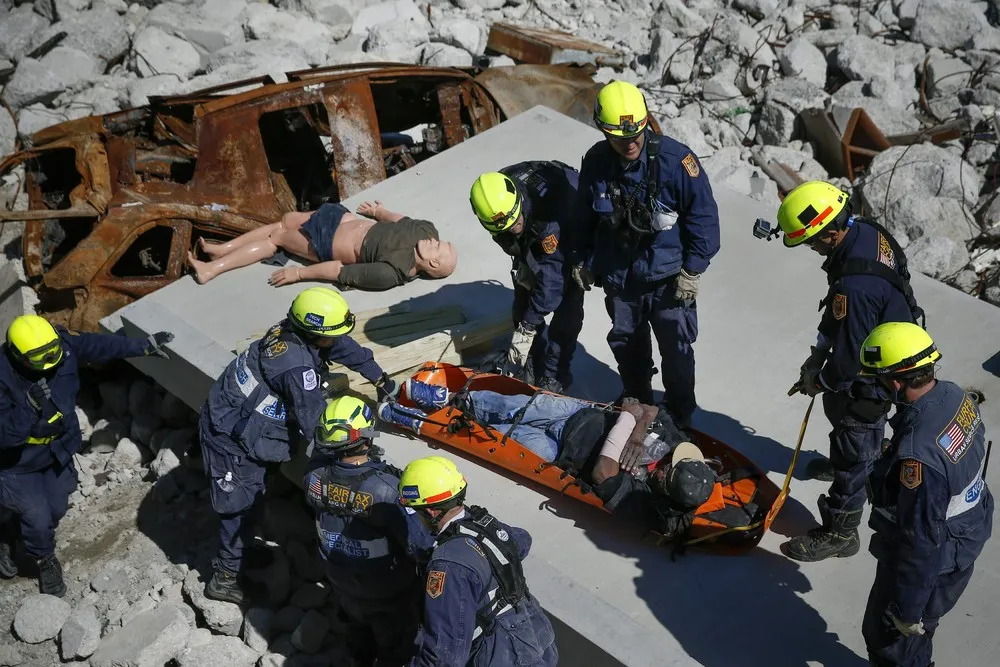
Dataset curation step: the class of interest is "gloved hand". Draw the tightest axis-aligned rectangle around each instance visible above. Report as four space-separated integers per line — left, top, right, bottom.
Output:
375 373 401 403
674 269 700 301
506 323 536 372
887 611 925 637
571 264 594 292
790 346 827 396
26 382 49 413
145 331 174 359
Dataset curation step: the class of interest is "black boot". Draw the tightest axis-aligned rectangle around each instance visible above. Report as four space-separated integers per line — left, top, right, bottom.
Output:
783 495 862 562
37 554 67 597
0 543 16 579
805 456 835 482
205 569 246 605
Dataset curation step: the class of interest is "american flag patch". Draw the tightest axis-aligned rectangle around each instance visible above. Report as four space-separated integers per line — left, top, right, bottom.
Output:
308 473 323 500
938 422 968 461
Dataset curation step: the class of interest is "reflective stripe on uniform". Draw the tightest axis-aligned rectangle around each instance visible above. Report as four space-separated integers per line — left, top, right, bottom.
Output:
26 435 55 445
472 586 514 640
947 457 987 520
457 525 510 565
234 350 260 397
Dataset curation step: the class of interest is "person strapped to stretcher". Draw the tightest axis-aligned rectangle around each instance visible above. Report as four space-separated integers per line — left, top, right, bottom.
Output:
379 380 755 542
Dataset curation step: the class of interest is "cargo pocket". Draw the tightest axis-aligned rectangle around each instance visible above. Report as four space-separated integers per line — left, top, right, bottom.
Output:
206 451 263 515
498 602 553 667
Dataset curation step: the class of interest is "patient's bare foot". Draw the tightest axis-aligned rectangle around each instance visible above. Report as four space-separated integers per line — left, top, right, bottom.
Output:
187 251 215 285
198 237 227 258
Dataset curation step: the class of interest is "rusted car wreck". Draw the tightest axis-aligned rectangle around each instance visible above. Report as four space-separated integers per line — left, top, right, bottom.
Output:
0 62 604 331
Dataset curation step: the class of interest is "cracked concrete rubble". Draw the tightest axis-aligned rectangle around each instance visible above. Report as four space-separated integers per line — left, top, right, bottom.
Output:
3 0 1000 663
2 0 1000 303
0 365 368 666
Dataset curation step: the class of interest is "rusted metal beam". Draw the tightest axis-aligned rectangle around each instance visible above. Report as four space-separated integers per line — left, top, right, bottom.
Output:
0 205 99 221
486 22 624 67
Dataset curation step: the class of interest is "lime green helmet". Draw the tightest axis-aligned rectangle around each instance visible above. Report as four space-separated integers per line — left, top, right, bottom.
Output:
470 172 522 234
288 287 356 337
593 81 649 138
860 322 941 378
6 315 63 371
777 181 850 248
315 395 377 453
399 456 468 508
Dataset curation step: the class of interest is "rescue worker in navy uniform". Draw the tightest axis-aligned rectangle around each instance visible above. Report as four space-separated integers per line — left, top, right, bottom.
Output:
858 322 993 667
469 163 584 392
199 286 402 604
0 315 173 596
399 456 558 667
571 80 720 428
303 395 433 665
774 181 924 562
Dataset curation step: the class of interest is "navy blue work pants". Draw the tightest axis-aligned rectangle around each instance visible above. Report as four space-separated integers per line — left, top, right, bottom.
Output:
0 461 78 559
512 282 584 386
337 588 421 664
603 277 697 424
823 391 887 517
862 560 975 667
199 428 267 576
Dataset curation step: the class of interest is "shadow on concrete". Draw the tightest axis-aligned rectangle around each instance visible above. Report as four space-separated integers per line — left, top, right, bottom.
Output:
534 492 867 667
982 349 1000 379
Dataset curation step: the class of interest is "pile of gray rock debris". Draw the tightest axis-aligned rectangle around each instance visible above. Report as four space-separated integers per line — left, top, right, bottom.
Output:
3 0 1000 302
0 368 361 667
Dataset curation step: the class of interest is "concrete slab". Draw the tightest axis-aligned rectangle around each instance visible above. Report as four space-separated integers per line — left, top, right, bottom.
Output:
102 106 1000 667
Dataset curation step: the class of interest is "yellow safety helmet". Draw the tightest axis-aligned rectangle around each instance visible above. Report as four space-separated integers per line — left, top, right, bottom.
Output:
398 456 467 508
288 287 356 337
6 315 63 371
859 322 941 377
470 172 522 234
594 81 649 138
777 181 850 248
315 395 377 451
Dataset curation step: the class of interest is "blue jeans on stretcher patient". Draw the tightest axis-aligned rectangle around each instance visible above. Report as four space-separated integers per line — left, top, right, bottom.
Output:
380 381 592 462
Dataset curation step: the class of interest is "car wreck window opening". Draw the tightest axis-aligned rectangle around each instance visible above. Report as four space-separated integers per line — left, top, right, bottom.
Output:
40 218 97 273
109 224 174 278
258 104 337 213
29 148 83 211
369 78 449 164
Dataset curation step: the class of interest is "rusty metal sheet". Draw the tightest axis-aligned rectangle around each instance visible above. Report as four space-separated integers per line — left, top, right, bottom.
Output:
0 62 603 330
323 79 387 199
473 64 601 125
486 23 624 67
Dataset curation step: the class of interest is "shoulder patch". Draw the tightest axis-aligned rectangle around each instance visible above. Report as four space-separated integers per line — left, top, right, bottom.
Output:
302 369 318 391
307 473 323 501
540 233 558 254
900 460 922 490
264 341 288 359
681 153 700 178
426 570 446 599
937 394 981 463
876 233 896 269
832 293 847 320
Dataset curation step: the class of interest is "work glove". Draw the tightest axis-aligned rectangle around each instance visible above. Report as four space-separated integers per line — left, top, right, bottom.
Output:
375 373 401 403
673 269 700 302
571 264 594 292
887 611 925 637
789 346 827 396
506 323 536 373
26 380 50 413
145 331 174 359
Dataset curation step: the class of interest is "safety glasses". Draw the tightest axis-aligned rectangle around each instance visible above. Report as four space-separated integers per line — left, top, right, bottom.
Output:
596 114 647 137
17 339 63 370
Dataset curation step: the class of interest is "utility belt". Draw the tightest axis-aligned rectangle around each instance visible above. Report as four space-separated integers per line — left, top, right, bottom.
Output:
439 505 528 643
